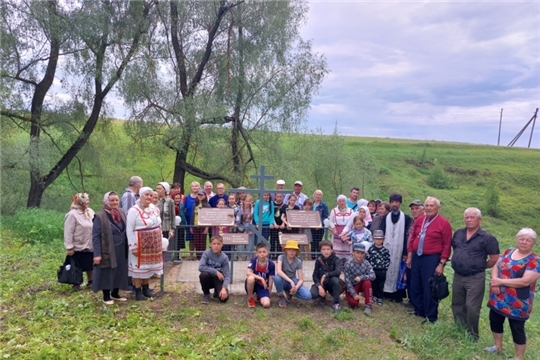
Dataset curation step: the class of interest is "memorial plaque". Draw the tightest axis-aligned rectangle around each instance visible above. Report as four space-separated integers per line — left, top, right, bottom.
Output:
221 233 250 245
286 210 322 228
279 233 308 245
197 208 235 226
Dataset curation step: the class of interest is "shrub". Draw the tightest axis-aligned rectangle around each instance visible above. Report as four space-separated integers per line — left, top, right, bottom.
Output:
427 166 455 190
485 186 500 218
2 208 65 244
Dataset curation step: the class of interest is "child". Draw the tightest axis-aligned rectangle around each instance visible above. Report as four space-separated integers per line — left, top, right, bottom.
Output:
236 195 255 260
281 194 300 234
341 215 373 252
198 235 230 304
246 242 275 308
253 193 274 245
269 193 285 257
344 243 376 315
275 240 312 307
300 199 314 260
366 230 391 306
310 240 343 313
214 198 231 256
190 189 210 260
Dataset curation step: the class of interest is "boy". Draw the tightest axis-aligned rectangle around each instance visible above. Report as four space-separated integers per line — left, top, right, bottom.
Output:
198 235 230 304
246 242 275 308
275 240 312 307
344 243 376 315
311 240 343 313
366 230 391 306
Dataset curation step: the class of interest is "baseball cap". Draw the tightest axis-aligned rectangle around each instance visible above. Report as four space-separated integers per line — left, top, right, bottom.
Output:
294 181 303 186
352 243 366 252
409 199 423 207
276 179 285 185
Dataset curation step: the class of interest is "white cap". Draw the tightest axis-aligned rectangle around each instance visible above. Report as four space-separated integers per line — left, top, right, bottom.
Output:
276 179 285 185
294 181 303 186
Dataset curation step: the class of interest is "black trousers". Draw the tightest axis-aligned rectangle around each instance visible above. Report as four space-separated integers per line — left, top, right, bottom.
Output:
310 276 341 304
489 309 526 345
372 270 387 299
199 272 229 302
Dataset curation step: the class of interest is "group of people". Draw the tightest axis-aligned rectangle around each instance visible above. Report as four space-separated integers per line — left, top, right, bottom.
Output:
62 176 540 360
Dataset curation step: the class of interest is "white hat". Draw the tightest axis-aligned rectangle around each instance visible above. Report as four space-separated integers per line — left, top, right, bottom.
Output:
158 182 170 194
294 180 303 186
139 186 153 197
276 179 285 185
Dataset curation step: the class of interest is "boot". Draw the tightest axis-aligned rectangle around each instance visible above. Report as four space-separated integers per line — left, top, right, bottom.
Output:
142 284 156 298
135 287 147 301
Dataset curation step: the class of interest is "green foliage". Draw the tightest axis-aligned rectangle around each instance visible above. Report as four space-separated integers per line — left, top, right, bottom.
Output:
485 185 501 218
2 208 64 244
297 316 315 330
427 166 455 190
334 307 353 321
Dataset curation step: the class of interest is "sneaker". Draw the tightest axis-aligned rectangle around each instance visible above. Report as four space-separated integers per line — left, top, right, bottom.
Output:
364 305 372 316
332 303 341 314
376 298 383 306
111 295 127 302
248 296 256 308
372 296 378 303
278 295 287 308
103 299 114 305
201 294 210 304
284 291 292 303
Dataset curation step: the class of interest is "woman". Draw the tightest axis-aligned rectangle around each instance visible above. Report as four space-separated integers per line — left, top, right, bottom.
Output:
371 201 390 231
359 205 373 229
328 195 355 261
64 193 95 290
189 189 210 260
156 182 175 240
171 190 186 261
367 200 378 218
126 186 163 300
92 192 129 304
184 181 201 260
486 228 540 360
312 189 329 259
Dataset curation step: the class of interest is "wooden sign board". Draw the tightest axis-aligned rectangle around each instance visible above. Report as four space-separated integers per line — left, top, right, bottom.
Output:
286 210 322 228
197 208 235 226
221 233 250 245
279 233 308 245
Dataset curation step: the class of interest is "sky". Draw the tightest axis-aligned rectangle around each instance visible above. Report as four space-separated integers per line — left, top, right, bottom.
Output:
299 0 540 148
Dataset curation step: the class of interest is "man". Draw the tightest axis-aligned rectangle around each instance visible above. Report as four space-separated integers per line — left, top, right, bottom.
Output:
203 181 215 199
121 176 142 213
407 196 452 323
209 183 228 207
271 179 285 201
451 207 499 341
346 187 368 211
379 193 411 302
283 181 308 209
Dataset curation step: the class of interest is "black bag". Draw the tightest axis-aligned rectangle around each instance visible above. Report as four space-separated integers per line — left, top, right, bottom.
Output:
429 274 449 303
57 256 83 285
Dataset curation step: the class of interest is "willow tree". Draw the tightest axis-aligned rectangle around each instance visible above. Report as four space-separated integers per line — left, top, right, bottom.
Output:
121 0 327 188
1 0 155 208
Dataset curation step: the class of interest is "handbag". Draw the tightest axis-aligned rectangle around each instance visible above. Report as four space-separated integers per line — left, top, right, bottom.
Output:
396 260 407 290
317 257 347 294
57 256 83 285
429 274 449 303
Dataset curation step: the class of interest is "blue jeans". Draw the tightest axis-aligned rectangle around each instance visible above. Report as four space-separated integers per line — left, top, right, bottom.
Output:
274 275 312 300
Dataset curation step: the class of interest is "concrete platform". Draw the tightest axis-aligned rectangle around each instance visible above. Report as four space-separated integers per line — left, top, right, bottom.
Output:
174 259 316 294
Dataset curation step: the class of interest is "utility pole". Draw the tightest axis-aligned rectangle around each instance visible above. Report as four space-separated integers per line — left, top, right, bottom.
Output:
527 108 538 148
497 108 503 146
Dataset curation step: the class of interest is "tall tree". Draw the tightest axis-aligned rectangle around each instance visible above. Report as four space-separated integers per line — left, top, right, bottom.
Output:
1 0 155 207
121 0 327 188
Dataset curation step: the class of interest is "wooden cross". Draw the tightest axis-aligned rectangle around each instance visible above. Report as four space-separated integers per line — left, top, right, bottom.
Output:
229 165 292 246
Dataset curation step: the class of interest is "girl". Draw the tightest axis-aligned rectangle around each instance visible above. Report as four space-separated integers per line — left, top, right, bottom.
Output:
301 199 314 260
342 215 373 253
190 190 210 260
281 194 300 234
237 195 254 260
270 193 285 257
214 198 231 256
184 181 201 260
253 193 274 246
171 191 186 261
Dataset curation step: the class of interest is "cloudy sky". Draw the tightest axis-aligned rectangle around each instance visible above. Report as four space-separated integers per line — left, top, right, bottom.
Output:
299 1 540 148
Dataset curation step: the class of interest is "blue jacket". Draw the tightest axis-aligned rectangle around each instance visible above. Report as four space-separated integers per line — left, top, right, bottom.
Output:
253 200 275 225
314 201 329 223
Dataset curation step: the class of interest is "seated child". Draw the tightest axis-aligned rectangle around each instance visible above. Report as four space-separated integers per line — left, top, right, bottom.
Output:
246 242 275 308
198 235 230 304
344 243 376 315
366 230 391 306
341 215 373 252
275 240 312 307
310 240 343 313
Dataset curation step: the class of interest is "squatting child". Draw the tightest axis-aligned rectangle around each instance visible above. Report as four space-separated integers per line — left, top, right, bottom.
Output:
344 243 376 315
198 235 230 304
366 230 391 306
311 240 343 313
246 242 275 308
275 240 312 307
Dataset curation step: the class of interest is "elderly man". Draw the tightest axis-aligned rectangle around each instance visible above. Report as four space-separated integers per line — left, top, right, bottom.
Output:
271 179 285 201
451 208 499 341
379 193 411 302
346 187 368 211
209 183 228 207
283 181 308 209
121 176 143 213
407 196 452 323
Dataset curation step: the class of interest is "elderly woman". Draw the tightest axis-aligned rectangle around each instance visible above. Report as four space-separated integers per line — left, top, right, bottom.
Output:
328 195 355 261
486 228 540 360
64 193 95 290
92 192 128 304
126 186 163 300
311 190 329 259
